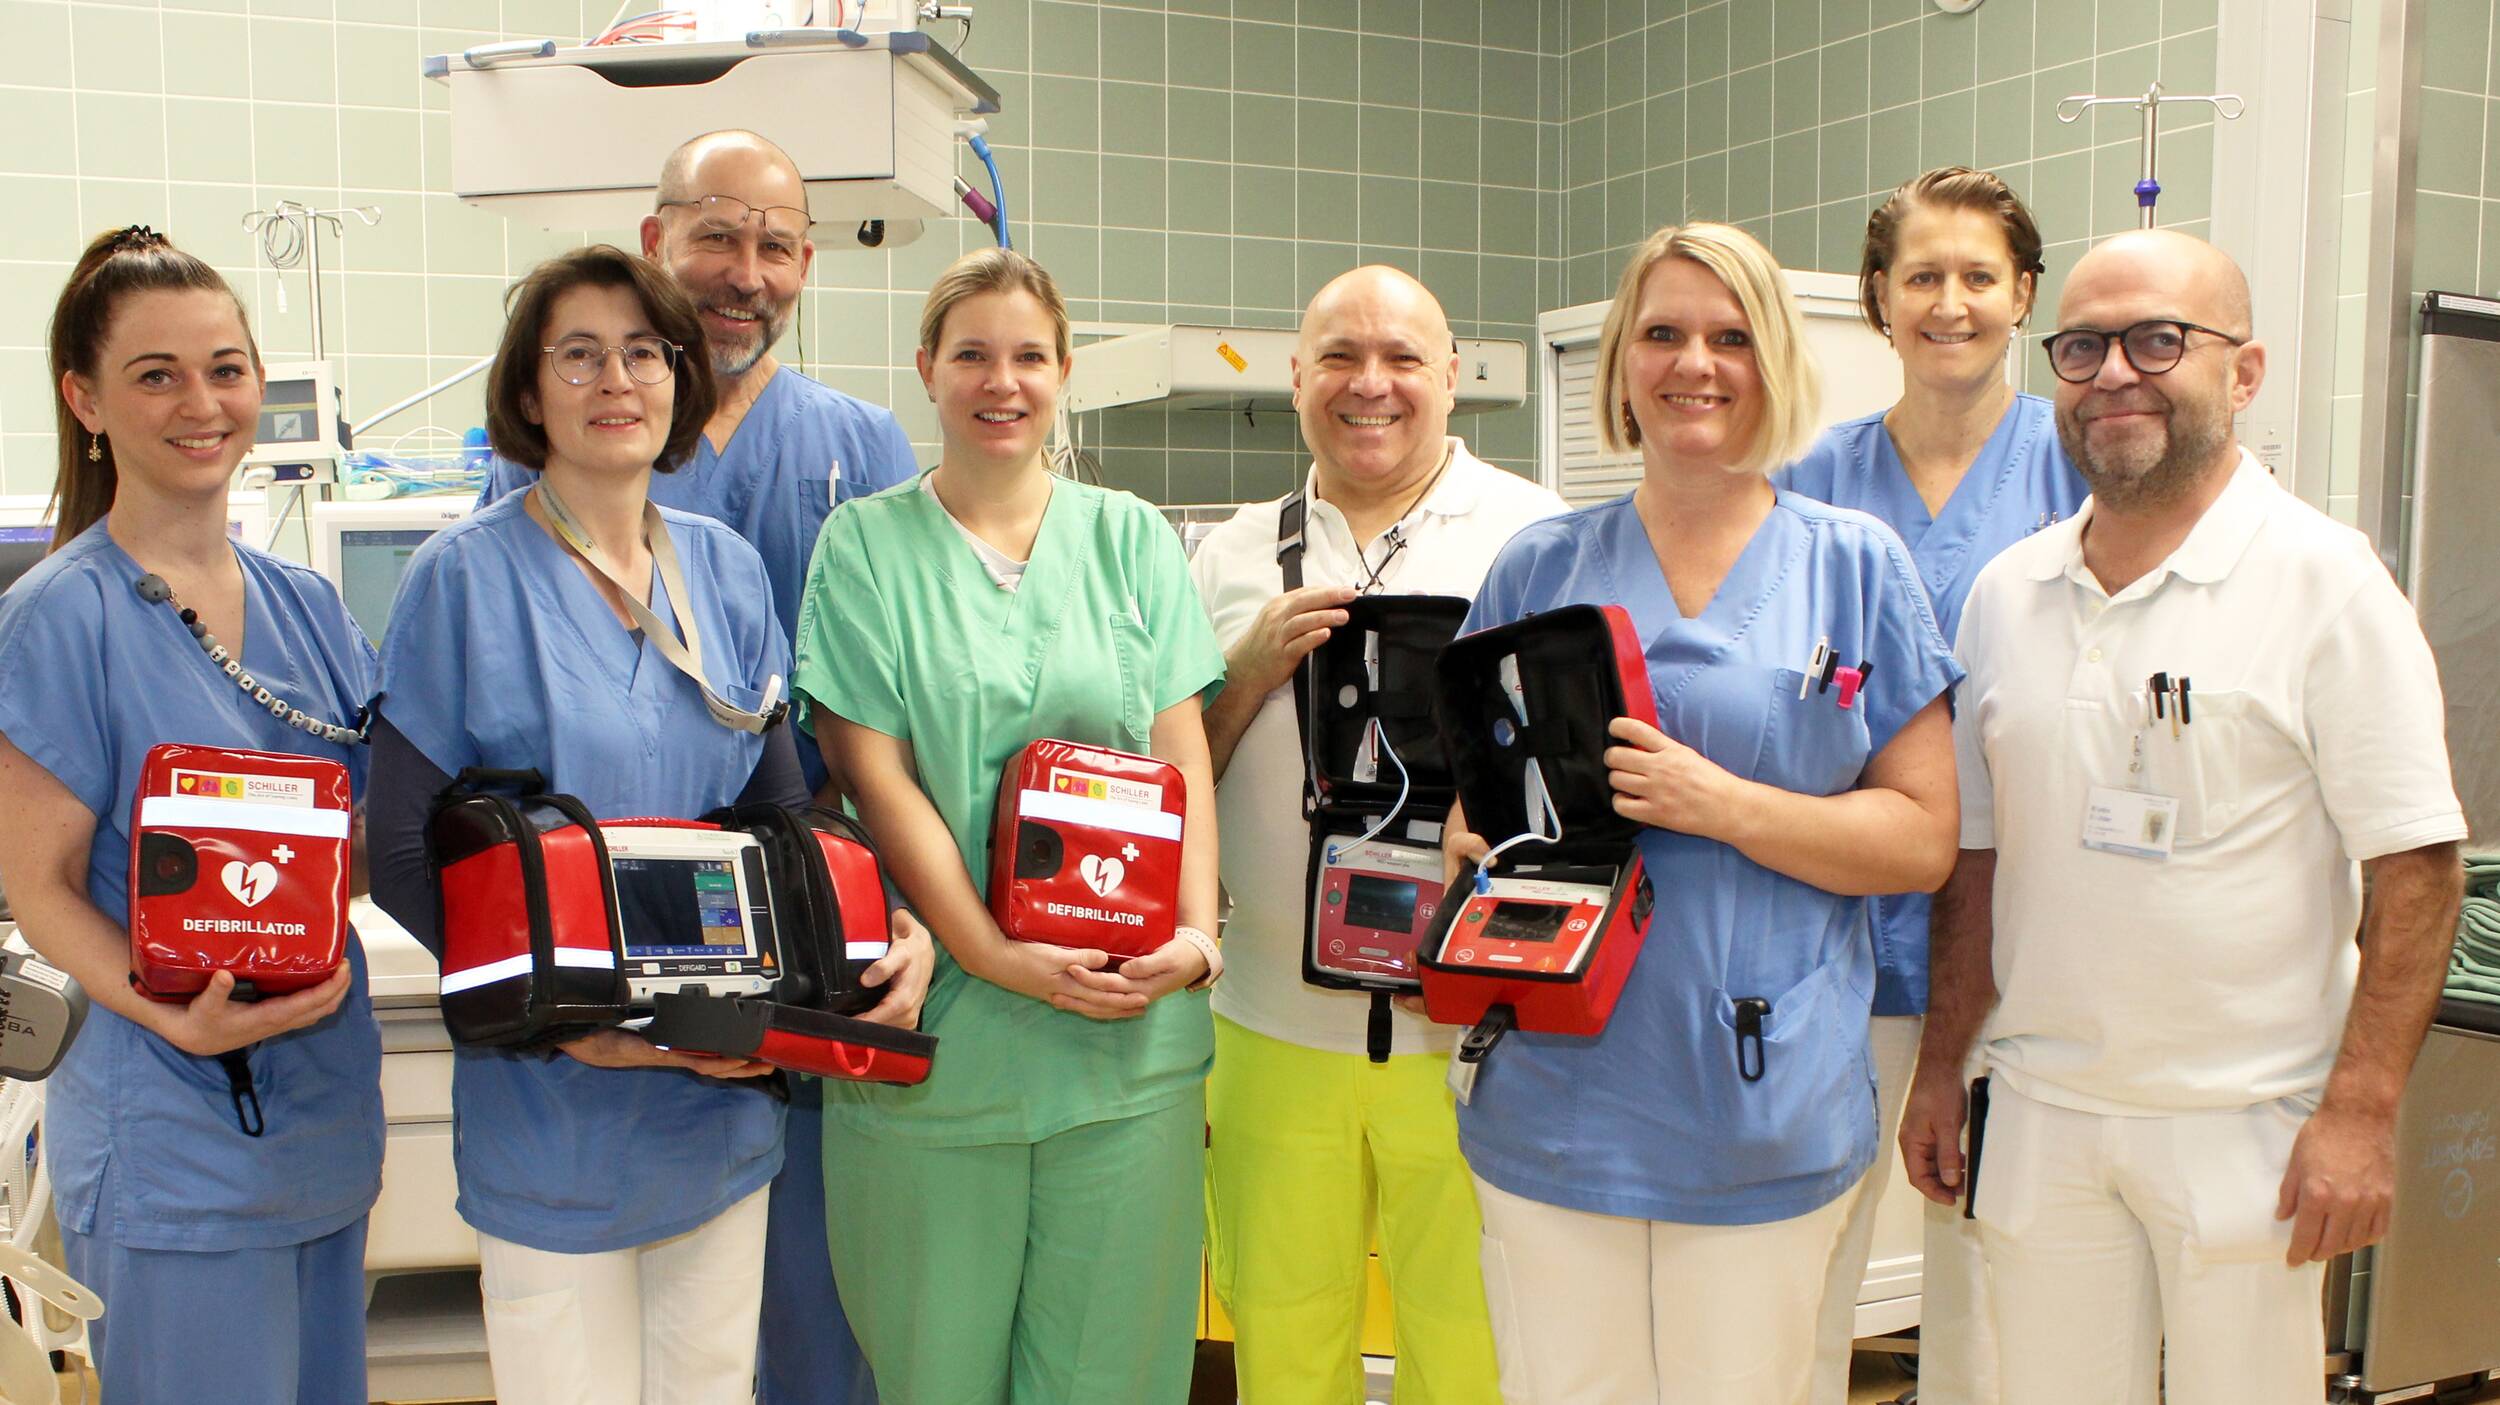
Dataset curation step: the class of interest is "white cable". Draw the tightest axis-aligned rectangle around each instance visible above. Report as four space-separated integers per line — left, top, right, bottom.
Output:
1329 721 1411 861
1476 654 1565 885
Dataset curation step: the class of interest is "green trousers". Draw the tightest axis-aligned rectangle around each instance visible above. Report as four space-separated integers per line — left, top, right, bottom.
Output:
821 1091 1206 1405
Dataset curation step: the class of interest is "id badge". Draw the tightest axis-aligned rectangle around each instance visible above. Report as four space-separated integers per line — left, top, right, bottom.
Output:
2081 785 2178 859
1448 1051 1478 1105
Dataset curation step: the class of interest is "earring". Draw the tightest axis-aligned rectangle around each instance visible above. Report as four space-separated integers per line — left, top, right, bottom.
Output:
87 432 103 463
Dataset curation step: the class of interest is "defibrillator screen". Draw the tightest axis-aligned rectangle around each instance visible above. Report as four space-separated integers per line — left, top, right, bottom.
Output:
615 858 753 958
1344 874 1420 932
1481 901 1568 944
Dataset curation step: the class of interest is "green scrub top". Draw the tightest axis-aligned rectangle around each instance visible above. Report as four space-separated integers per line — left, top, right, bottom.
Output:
793 473 1227 1147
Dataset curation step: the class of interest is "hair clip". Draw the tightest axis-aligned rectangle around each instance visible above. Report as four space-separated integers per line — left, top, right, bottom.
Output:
107 224 165 254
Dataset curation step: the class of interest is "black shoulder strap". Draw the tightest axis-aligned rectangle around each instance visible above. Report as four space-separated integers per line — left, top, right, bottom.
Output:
1276 492 1320 814
1276 489 1308 593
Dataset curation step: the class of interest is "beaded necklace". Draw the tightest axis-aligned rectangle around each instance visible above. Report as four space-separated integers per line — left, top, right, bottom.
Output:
133 574 370 746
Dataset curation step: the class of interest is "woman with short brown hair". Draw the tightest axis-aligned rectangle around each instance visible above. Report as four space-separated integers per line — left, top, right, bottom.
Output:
367 244 930 1405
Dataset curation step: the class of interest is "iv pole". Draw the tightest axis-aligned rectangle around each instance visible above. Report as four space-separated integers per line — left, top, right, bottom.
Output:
237 201 382 552
239 201 383 362
2056 82 2248 227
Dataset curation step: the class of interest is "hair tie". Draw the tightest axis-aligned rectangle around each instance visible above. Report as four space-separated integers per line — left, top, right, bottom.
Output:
106 224 164 254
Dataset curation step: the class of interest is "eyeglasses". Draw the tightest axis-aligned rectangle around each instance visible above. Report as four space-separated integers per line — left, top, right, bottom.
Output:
543 335 680 387
658 194 812 252
2042 320 2247 384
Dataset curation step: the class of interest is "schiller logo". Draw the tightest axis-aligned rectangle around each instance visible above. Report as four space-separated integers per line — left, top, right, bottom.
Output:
1044 902 1145 927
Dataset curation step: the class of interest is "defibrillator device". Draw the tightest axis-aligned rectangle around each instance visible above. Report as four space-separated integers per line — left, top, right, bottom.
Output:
128 743 352 1001
988 738 1185 960
1419 605 1659 1064
428 772 934 1084
641 803 933 1087
0 939 87 1081
1294 594 1473 1059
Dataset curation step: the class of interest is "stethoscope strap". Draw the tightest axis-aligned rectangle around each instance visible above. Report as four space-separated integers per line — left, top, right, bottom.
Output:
534 483 785 735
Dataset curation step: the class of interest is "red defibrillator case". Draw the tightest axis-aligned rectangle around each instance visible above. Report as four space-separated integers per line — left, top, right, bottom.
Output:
129 743 352 1001
1419 605 1659 1063
430 773 935 1081
429 771 632 1048
988 739 1185 960
1298 595 1471 1003
643 804 934 1086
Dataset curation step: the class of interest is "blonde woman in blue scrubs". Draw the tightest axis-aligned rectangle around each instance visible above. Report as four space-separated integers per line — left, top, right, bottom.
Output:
792 247 1225 1403
1776 167 2085 1405
1448 223 1963 1405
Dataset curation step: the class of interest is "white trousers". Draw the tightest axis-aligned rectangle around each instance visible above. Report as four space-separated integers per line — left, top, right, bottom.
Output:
1973 1081 2325 1405
1476 1174 1851 1405
1809 1017 2000 1405
477 1184 771 1405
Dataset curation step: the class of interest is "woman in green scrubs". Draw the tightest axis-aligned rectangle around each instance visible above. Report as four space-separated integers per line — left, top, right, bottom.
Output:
792 247 1226 1404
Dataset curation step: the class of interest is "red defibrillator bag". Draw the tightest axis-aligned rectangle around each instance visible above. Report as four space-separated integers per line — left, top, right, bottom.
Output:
1418 604 1659 1064
642 804 934 1086
428 770 631 1048
988 739 1185 960
129 743 351 1000
429 773 935 1082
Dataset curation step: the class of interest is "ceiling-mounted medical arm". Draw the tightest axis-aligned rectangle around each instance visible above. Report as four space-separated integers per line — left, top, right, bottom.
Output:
2057 82 2248 227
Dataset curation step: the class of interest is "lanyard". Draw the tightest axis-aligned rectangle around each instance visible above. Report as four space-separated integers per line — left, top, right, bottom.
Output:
533 482 785 734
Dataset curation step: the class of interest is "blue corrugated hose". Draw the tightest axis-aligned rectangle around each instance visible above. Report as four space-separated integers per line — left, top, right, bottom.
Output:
967 134 1010 249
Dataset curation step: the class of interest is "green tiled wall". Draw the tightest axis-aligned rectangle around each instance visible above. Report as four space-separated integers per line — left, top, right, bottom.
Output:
0 0 1564 502
2328 0 2383 525
2410 0 2500 301
1558 0 2220 397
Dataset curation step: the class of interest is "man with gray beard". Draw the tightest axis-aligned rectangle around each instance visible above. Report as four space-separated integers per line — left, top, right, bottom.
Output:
1900 229 2464 1405
478 128 917 799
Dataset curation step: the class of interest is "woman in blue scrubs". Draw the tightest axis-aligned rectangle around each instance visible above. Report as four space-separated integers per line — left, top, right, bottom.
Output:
0 228 383 1404
1446 222 1962 1405
792 248 1225 1403
1776 168 2084 1405
365 246 930 1405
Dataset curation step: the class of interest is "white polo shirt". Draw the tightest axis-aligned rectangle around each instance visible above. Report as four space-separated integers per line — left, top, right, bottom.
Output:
1192 439 1569 1056
1955 450 2465 1116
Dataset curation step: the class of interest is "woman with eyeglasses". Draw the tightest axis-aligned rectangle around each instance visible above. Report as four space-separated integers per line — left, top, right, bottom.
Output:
366 245 931 1405
1772 167 2085 1405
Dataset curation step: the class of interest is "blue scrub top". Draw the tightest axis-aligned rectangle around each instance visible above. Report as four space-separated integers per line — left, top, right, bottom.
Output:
377 491 792 1255
0 521 383 1252
475 368 915 792
1455 492 1962 1227
1775 393 2085 1014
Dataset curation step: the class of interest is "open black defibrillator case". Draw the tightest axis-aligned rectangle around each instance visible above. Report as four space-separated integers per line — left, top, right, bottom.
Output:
1295 594 1472 1058
1418 604 1658 1064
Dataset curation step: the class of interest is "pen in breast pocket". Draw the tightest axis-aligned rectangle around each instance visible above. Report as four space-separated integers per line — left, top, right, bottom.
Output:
1802 638 1829 700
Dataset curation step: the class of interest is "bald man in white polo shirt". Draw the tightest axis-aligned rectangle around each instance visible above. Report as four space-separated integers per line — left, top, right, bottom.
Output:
1192 266 1566 1405
1899 229 2465 1405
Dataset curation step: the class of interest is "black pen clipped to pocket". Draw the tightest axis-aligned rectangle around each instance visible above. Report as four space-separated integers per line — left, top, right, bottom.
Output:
1962 1074 1991 1220
1732 997 1770 1082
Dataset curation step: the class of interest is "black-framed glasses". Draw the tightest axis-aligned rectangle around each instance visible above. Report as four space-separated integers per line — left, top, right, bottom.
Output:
543 335 680 386
2042 320 2247 383
658 194 812 247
